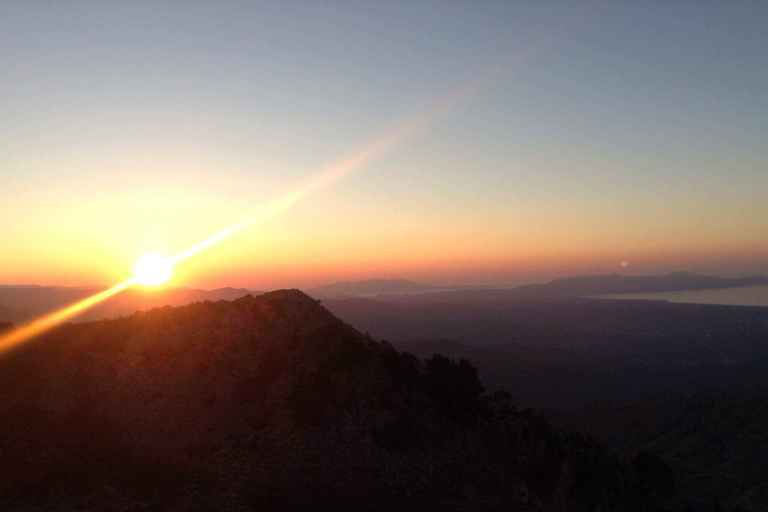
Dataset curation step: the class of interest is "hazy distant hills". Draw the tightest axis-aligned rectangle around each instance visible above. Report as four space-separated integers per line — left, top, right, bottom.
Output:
306 278 445 298
366 272 768 303
2 272 766 326
0 285 260 324
0 303 22 324
308 272 768 302
0 290 658 511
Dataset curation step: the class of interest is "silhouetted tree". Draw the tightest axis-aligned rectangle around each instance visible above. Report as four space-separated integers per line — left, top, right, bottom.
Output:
424 354 484 425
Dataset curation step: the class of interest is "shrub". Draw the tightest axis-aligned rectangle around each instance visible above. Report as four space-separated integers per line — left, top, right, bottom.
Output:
424 354 485 425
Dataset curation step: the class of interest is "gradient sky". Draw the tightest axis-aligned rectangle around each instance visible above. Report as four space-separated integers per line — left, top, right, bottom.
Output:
1 1 766 289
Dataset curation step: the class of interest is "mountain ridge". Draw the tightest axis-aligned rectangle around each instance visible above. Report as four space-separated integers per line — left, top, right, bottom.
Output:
0 290 662 511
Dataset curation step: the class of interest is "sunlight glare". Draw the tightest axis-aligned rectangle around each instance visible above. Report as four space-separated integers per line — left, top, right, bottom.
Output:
134 254 172 286
0 76 485 355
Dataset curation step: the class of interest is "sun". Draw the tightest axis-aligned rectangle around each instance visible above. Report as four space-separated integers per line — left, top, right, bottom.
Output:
133 253 172 287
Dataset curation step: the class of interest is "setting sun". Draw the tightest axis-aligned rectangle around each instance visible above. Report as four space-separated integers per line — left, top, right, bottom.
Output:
134 254 172 287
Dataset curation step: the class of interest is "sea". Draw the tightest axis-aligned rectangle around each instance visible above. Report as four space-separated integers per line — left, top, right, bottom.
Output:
597 285 768 307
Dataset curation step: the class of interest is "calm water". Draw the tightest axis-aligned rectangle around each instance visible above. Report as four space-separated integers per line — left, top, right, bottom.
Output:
598 285 768 307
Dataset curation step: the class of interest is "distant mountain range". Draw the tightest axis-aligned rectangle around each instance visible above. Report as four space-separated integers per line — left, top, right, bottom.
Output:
282 272 768 301
0 285 260 324
1 272 766 326
364 272 768 303
306 278 447 298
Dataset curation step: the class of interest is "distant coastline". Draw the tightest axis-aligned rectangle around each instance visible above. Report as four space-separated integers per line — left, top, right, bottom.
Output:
596 284 768 307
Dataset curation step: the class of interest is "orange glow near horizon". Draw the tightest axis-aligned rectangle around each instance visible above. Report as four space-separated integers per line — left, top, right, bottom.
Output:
0 80 481 355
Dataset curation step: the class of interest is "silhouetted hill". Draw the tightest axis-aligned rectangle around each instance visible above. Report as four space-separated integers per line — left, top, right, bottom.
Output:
306 278 442 298
0 290 662 511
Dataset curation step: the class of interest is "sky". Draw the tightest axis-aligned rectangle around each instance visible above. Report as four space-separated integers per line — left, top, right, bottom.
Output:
1 1 766 290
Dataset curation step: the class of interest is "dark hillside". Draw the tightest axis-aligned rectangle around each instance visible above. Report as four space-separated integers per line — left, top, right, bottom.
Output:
0 291 660 511
393 335 768 410
551 394 768 511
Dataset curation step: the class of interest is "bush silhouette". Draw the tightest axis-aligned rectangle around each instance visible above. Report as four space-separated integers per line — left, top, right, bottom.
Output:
424 354 484 425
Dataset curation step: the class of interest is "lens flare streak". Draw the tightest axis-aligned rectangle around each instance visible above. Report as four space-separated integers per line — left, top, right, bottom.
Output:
0 278 135 355
168 84 477 267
